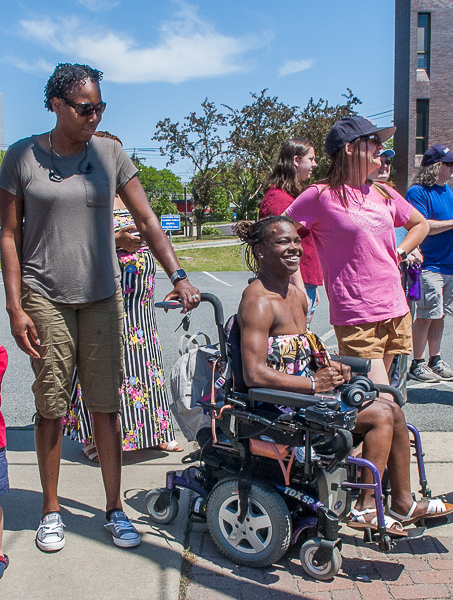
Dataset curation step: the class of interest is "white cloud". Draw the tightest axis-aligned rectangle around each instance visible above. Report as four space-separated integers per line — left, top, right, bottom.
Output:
17 5 258 84
5 56 55 76
78 0 120 12
279 59 314 77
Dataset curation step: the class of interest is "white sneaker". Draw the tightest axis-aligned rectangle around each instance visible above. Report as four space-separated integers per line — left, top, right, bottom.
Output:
36 512 66 552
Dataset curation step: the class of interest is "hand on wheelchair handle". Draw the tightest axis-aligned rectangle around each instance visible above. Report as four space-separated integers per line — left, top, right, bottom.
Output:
331 361 351 382
313 367 345 393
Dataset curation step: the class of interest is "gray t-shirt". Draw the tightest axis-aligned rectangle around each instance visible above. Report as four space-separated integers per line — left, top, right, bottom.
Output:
0 135 137 303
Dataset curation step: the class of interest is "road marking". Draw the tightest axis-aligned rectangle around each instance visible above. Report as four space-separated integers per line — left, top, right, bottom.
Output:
202 272 233 287
320 328 335 342
407 380 453 390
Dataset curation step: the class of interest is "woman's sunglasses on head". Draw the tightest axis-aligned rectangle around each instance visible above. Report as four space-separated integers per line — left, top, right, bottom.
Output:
62 98 107 117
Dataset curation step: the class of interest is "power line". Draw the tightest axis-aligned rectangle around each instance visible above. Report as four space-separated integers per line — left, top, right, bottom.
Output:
365 109 394 118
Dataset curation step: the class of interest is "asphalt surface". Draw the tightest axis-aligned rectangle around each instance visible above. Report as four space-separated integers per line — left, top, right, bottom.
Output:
1 270 453 431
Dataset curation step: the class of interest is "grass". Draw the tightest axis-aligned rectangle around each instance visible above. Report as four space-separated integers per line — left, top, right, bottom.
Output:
175 244 245 271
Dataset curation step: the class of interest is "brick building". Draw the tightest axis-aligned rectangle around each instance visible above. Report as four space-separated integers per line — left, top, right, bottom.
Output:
393 0 453 194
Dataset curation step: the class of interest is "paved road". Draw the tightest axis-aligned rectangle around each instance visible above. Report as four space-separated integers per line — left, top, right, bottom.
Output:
1 271 453 430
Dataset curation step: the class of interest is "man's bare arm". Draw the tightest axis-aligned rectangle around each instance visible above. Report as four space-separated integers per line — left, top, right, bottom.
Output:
427 219 453 235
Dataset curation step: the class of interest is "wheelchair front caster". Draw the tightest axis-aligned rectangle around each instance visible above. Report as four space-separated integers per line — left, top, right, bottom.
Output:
145 488 179 524
379 534 393 552
299 537 342 581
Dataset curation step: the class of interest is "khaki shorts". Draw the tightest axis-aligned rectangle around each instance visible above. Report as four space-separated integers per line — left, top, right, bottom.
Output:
334 312 412 359
21 284 124 420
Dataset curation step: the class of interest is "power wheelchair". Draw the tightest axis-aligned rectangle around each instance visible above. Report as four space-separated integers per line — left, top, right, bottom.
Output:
145 293 431 580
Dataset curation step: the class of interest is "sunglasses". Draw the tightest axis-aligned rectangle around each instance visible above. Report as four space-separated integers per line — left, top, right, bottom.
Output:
62 97 107 117
361 134 382 146
382 158 392 166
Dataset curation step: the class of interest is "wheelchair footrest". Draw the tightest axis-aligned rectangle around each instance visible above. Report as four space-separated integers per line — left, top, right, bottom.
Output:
370 526 426 542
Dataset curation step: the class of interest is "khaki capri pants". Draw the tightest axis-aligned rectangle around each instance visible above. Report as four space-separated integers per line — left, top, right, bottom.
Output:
21 283 124 420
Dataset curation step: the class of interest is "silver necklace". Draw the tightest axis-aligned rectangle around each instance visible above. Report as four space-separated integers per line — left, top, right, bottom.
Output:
49 131 61 157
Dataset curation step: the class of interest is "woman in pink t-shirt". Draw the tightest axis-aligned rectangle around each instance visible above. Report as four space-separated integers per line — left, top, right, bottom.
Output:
285 116 429 388
259 138 323 325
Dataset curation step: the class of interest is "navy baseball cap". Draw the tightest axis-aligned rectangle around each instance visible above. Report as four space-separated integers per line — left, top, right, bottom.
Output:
380 149 395 158
421 144 453 166
325 116 396 158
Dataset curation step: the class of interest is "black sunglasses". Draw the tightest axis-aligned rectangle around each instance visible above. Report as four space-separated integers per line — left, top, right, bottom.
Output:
62 98 107 117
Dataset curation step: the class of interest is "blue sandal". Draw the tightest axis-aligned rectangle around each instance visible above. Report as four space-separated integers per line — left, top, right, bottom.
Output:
0 555 9 579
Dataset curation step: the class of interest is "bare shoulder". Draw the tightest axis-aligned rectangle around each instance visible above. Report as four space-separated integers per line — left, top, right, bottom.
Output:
238 280 273 329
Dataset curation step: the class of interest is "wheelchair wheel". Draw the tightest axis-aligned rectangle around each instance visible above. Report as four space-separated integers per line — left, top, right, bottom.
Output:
299 537 342 581
145 489 179 524
206 479 291 567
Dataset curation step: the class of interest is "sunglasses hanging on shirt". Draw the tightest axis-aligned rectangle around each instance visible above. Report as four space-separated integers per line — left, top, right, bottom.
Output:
48 131 93 182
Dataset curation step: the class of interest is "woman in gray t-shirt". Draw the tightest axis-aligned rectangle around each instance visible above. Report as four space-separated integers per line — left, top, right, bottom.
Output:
0 62 200 552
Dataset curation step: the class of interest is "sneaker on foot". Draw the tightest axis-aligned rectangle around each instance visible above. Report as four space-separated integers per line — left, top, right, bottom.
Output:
104 511 141 548
408 361 442 383
430 359 453 380
36 512 65 552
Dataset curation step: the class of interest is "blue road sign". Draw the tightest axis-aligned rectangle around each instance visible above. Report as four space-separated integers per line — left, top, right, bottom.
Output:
161 215 181 230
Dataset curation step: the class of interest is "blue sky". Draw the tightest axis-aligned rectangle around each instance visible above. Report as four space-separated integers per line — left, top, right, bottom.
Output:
1 0 396 181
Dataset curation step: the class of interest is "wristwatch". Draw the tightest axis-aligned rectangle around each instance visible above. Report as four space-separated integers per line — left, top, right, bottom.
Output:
170 268 188 285
396 247 408 261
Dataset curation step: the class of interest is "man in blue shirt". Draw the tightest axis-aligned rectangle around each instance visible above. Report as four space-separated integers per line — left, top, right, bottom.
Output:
406 145 453 382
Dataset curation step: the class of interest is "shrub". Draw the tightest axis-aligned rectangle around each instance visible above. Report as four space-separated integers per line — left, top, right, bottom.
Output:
202 225 221 236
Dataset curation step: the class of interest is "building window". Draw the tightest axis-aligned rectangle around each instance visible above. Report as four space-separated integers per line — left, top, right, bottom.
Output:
416 99 429 155
417 13 431 74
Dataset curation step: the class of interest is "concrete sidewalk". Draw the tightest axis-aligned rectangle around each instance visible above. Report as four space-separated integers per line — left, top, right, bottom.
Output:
181 433 453 600
1 428 191 600
3 430 453 600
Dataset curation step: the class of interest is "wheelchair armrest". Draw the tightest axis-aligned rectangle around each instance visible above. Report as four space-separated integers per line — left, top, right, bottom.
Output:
248 388 341 410
331 354 371 374
374 384 404 407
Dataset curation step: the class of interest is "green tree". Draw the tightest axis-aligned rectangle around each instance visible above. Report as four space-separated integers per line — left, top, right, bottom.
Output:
153 98 228 238
295 89 362 182
150 196 180 220
0 150 5 167
136 165 184 202
223 90 299 219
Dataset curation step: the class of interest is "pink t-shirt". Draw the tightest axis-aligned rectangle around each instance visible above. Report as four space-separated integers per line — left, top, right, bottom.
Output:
285 183 413 326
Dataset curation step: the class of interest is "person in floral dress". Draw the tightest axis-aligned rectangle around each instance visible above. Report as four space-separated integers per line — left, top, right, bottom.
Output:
63 132 182 458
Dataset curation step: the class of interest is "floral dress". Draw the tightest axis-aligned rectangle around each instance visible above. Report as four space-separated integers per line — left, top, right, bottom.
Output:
63 209 175 450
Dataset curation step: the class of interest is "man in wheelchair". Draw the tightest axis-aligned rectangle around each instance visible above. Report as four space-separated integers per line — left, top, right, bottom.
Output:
235 215 453 534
